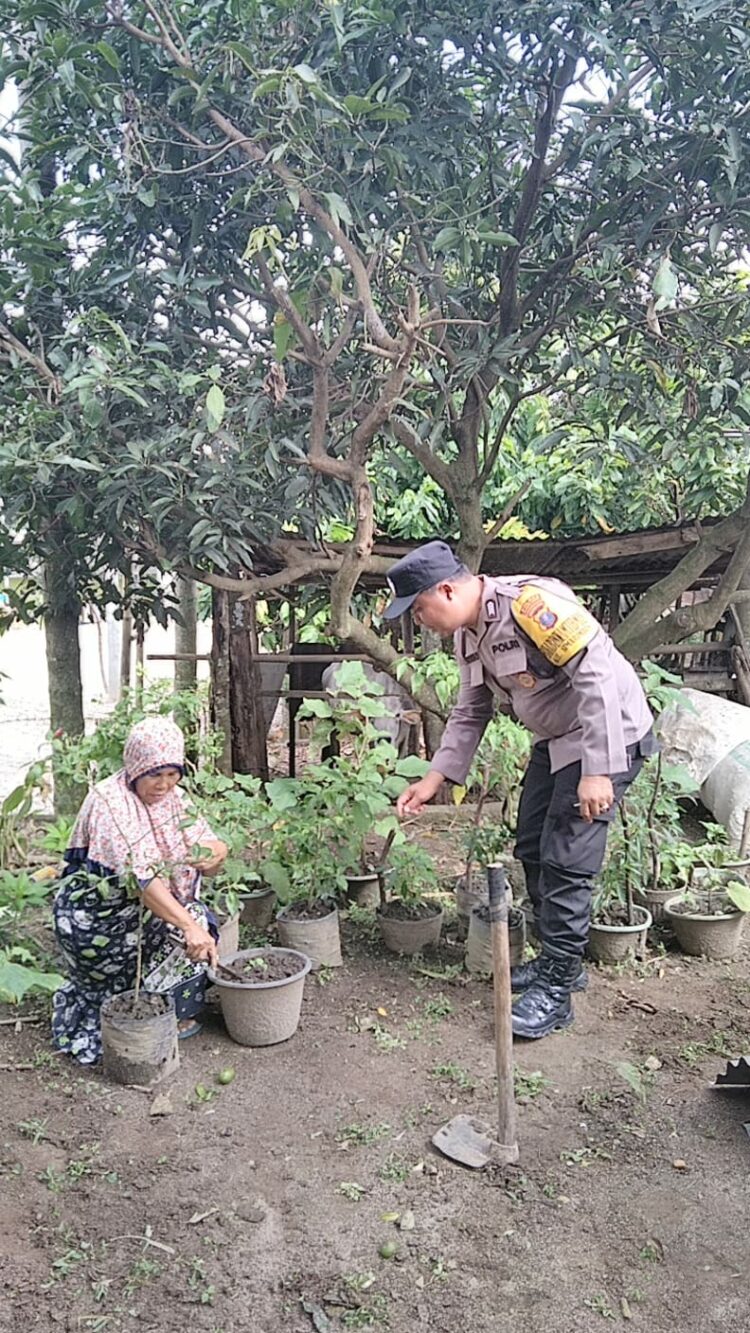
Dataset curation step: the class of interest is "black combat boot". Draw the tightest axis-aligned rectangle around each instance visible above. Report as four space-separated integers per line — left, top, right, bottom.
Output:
511 951 583 1040
510 953 589 994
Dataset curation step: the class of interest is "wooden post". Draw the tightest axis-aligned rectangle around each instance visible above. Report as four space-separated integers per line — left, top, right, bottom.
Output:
608 584 621 633
288 597 297 778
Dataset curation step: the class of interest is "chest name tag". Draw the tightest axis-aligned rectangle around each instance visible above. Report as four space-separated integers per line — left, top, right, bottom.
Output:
512 585 597 667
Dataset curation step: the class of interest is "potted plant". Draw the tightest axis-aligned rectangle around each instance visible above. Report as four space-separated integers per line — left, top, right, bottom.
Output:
663 838 750 959
188 771 278 943
452 717 529 937
378 841 444 955
585 789 655 963
465 897 526 974
100 873 179 1086
263 778 348 969
208 946 312 1046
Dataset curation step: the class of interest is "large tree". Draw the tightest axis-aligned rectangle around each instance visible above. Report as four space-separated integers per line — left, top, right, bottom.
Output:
2 0 750 693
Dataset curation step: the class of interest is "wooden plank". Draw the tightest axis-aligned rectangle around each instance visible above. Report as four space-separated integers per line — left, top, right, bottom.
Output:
578 526 701 561
650 643 731 656
147 653 211 662
247 653 371 664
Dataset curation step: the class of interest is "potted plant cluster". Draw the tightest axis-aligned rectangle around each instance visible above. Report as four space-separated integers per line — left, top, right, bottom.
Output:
661 827 750 959
377 841 444 955
260 665 430 966
589 753 750 962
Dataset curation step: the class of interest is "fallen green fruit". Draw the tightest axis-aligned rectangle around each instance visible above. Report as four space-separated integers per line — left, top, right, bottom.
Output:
379 1240 397 1260
217 1068 236 1085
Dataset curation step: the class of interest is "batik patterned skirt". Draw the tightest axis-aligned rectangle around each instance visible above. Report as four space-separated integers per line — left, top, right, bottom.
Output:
51 855 218 1065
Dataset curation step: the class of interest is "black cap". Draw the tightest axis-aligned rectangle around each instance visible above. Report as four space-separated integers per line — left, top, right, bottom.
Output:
382 540 463 620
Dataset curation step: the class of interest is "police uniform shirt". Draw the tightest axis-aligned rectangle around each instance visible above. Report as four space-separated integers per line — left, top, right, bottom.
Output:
430 576 655 787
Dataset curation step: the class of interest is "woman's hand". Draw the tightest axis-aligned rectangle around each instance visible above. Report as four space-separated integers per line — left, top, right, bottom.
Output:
190 840 228 876
182 919 218 969
192 839 228 876
396 770 445 817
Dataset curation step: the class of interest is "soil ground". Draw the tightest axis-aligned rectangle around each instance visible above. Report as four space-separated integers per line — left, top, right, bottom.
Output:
3 817 750 1333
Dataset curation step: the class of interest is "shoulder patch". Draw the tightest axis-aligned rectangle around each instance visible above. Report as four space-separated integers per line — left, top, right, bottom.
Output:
511 584 597 666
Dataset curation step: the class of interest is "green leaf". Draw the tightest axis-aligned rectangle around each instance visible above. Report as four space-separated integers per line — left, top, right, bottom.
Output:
95 41 121 71
265 779 298 811
205 384 225 430
293 63 318 85
226 41 255 72
726 880 750 913
652 256 678 304
477 230 519 247
615 1060 648 1103
0 959 64 1005
433 226 461 251
395 756 429 778
324 192 353 227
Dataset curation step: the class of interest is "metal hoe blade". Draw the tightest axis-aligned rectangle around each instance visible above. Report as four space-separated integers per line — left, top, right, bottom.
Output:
432 1115 498 1170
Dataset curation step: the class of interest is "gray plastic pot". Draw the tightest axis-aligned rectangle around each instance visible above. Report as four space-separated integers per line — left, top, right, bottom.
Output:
101 990 179 1087
276 904 343 970
216 911 240 959
663 895 746 960
346 872 381 910
587 905 652 964
633 885 675 923
208 948 311 1046
454 874 488 941
240 886 277 932
465 904 525 975
378 905 443 955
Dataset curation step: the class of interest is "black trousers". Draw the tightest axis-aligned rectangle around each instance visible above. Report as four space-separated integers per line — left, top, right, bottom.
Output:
513 739 647 958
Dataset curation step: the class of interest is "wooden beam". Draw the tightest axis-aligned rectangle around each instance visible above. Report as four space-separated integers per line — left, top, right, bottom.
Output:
650 642 731 655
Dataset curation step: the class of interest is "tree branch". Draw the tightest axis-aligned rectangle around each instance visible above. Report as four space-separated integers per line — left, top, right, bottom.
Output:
0 322 62 399
614 479 750 659
498 49 579 336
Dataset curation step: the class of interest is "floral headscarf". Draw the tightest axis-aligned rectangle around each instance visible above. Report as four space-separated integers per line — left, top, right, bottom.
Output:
68 716 214 897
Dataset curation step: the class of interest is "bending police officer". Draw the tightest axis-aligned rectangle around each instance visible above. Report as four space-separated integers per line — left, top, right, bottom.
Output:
387 541 656 1040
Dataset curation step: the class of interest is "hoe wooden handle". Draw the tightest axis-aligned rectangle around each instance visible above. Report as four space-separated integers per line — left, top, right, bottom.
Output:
487 863 519 1164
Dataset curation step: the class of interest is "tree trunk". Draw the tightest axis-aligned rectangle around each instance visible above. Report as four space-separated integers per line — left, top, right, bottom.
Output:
229 595 269 779
120 606 133 699
174 576 197 693
43 555 86 818
210 590 233 775
209 590 268 777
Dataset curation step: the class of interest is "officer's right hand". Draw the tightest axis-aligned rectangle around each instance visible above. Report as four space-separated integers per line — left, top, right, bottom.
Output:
396 771 445 817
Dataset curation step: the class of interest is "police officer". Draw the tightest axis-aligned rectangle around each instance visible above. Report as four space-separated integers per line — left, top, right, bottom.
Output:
386 541 655 1040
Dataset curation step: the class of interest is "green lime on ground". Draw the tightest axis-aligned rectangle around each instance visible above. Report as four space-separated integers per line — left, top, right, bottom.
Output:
379 1240 397 1260
217 1068 236 1085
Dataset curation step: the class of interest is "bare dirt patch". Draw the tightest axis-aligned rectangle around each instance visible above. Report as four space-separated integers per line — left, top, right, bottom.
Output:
2 896 749 1333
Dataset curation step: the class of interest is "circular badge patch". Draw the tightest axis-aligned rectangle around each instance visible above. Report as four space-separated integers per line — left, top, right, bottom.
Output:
515 672 537 689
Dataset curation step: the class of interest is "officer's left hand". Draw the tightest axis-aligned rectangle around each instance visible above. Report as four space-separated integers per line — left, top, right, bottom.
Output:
577 775 614 823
